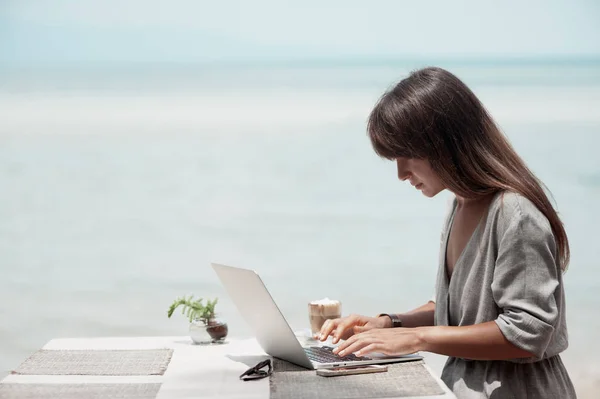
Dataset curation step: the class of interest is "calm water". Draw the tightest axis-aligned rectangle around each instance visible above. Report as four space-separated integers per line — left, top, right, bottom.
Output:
1 61 599 394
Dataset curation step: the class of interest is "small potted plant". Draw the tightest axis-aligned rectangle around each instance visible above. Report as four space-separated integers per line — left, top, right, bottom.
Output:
167 295 228 344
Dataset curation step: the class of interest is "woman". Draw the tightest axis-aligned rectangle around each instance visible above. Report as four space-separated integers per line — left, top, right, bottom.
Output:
318 67 576 398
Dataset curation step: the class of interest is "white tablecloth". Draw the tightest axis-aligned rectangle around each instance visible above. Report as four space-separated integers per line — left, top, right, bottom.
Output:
1 336 455 399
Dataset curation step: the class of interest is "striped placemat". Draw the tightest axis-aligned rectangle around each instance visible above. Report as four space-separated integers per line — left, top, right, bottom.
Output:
0 383 162 399
12 349 173 376
270 359 445 399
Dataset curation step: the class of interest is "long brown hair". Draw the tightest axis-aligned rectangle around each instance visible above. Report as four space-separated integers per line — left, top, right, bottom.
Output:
367 66 570 271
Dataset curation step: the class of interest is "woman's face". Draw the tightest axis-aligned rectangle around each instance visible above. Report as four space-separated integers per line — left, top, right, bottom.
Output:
396 157 445 198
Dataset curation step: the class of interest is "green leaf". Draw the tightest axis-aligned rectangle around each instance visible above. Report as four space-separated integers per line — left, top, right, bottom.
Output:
167 295 218 325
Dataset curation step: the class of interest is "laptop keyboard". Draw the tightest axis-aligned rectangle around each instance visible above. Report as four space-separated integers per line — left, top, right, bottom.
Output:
304 346 369 363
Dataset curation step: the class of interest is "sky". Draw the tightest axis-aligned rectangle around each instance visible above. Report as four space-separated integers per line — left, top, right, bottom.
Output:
1 0 600 66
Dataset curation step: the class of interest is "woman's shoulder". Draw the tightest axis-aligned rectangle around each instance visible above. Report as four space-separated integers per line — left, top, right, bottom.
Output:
489 191 553 235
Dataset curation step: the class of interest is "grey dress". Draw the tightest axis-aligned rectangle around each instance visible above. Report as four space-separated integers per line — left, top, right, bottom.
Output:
434 192 576 399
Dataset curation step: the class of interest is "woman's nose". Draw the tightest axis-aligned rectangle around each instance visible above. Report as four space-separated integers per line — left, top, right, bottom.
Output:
396 159 411 181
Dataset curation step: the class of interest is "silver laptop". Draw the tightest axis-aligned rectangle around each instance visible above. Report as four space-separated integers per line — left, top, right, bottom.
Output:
211 263 422 369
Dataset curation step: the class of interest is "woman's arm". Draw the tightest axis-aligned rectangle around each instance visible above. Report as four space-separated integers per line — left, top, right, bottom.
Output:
319 301 436 343
334 320 534 360
390 301 436 328
418 321 534 360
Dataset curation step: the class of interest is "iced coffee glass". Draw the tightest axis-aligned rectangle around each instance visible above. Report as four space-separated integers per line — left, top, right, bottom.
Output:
308 298 342 336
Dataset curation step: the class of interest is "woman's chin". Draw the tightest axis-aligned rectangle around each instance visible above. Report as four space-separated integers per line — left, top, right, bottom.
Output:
421 186 442 198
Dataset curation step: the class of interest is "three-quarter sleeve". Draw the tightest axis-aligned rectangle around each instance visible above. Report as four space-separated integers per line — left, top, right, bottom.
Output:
491 206 560 359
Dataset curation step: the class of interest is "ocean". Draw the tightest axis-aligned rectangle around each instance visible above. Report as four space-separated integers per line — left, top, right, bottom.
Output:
1 60 599 395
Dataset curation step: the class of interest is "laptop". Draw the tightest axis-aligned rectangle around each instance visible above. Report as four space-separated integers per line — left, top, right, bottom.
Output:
211 263 422 369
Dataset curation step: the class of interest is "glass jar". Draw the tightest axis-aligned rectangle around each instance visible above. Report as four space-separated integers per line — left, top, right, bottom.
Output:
189 319 228 344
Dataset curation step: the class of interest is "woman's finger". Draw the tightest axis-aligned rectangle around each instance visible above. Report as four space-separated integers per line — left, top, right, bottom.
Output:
355 343 382 357
337 337 377 357
318 318 339 341
332 332 358 354
331 316 358 344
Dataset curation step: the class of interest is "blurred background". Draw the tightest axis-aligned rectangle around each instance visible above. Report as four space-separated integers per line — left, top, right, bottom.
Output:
1 0 599 396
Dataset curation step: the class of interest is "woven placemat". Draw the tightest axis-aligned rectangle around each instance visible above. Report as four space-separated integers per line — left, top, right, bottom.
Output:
12 349 173 376
270 359 445 399
0 383 161 399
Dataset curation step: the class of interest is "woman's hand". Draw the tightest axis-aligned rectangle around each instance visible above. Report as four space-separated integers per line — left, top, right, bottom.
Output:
317 314 391 344
332 327 424 357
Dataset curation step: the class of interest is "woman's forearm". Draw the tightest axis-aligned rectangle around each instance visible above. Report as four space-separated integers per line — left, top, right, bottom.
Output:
418 321 534 360
395 301 436 328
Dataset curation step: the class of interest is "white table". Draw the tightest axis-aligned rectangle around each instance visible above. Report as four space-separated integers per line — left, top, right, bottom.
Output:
1 336 456 399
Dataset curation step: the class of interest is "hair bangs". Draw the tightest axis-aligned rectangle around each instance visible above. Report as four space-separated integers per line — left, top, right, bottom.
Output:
367 92 422 160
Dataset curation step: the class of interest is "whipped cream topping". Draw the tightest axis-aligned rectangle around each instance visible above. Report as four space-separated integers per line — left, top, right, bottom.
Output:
309 297 340 305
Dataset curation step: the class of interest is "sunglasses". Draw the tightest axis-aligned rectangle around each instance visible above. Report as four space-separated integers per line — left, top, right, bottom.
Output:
239 359 273 381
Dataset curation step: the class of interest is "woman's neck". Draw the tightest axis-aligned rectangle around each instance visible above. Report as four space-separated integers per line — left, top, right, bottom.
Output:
454 192 496 209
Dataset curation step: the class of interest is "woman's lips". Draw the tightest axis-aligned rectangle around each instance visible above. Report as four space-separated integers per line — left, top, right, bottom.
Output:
416 183 424 189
